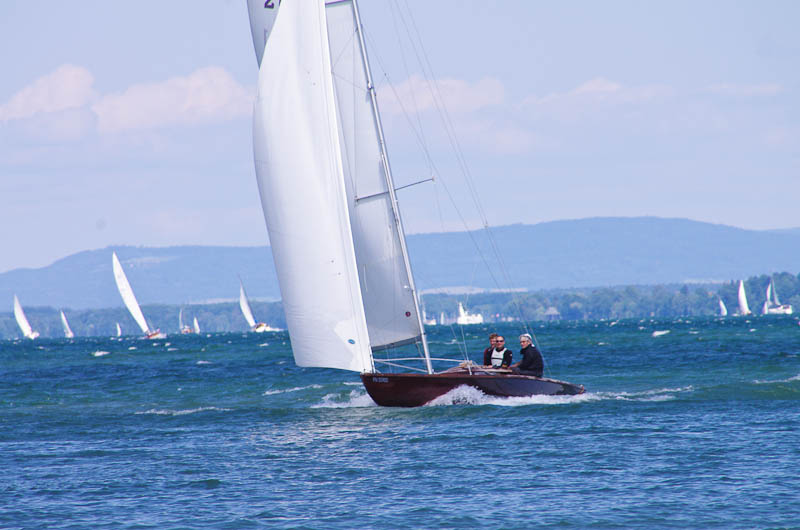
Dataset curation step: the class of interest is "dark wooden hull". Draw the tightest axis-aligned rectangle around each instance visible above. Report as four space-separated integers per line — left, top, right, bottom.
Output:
360 371 585 407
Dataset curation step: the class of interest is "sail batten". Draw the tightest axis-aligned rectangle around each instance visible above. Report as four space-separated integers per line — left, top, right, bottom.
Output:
252 0 372 372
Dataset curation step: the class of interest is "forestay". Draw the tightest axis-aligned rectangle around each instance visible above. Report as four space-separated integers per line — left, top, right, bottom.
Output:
325 0 423 351
252 0 373 372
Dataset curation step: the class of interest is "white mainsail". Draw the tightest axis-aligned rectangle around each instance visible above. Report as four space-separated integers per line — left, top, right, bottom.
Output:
737 280 751 316
60 310 75 338
326 1 424 351
718 298 728 317
239 281 257 329
252 0 375 372
13 294 39 339
116 322 122 337
112 252 152 335
193 317 200 334
179 308 185 330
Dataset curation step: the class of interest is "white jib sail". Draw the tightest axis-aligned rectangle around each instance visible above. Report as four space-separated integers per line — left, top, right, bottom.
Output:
252 0 372 373
112 252 150 335
193 317 200 334
718 299 728 316
326 1 423 351
60 310 75 338
116 322 122 337
771 279 781 306
738 280 750 315
13 294 37 339
239 282 257 328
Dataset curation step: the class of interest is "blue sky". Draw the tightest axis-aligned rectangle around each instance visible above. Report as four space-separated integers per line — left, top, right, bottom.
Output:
1 1 798 272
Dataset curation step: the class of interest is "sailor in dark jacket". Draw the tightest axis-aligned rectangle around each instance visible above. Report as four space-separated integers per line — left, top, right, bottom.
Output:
511 333 543 377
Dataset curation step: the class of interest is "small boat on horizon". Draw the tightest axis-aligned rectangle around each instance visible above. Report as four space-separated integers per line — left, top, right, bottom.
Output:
13 294 39 340
60 310 75 338
111 252 166 339
762 277 793 315
238 279 281 333
737 280 751 316
246 0 583 406
178 308 196 334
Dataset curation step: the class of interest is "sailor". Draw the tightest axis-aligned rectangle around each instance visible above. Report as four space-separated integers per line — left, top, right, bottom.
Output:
488 335 513 369
511 333 543 377
482 333 499 366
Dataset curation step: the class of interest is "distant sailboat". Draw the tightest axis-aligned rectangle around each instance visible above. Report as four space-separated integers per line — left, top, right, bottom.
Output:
239 280 280 332
13 295 39 339
60 310 75 338
178 308 195 334
111 252 166 339
763 277 793 315
456 302 484 325
737 280 751 316
193 316 201 334
718 298 728 317
115 322 122 337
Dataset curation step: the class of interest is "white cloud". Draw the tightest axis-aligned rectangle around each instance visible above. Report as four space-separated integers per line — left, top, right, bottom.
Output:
380 74 504 115
704 83 783 97
0 64 96 122
92 67 252 133
524 77 672 109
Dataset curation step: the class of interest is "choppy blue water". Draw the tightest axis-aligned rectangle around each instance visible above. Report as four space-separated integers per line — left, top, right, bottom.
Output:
2 317 799 529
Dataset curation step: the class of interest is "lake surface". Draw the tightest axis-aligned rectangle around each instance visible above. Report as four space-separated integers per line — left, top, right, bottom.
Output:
2 317 799 529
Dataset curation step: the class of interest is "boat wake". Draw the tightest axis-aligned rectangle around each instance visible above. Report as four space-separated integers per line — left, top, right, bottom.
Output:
425 385 695 407
312 390 376 408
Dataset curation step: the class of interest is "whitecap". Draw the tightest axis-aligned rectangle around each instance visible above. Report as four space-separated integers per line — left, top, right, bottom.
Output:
135 406 231 416
259 343 269 347
92 350 110 357
128 346 137 351
262 384 322 396
652 330 671 337
196 360 212 365
312 390 376 408
167 348 178 351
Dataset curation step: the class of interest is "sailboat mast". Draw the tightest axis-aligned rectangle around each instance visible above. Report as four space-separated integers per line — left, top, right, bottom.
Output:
350 0 432 374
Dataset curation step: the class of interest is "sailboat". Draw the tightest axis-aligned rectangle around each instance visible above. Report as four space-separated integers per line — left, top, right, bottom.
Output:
193 316 201 334
239 280 280 332
763 277 793 315
718 298 728 317
111 252 166 339
115 322 122 338
247 0 583 406
60 310 75 338
13 295 39 339
178 308 195 334
456 302 484 325
737 280 751 316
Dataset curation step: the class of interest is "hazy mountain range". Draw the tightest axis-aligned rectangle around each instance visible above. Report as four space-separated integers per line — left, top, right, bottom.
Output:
3 217 800 311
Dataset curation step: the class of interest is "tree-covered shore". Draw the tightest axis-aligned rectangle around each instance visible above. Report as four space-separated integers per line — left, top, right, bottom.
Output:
2 272 798 339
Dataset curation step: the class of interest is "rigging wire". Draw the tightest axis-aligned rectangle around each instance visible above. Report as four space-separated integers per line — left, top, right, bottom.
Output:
373 1 547 361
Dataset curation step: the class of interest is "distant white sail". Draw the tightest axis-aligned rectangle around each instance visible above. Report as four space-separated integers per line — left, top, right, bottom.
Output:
456 302 484 325
764 276 793 315
116 322 122 337
60 310 75 338
737 280 751 316
13 294 39 339
718 299 728 317
239 281 257 328
193 317 200 334
112 252 163 338
179 308 185 330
